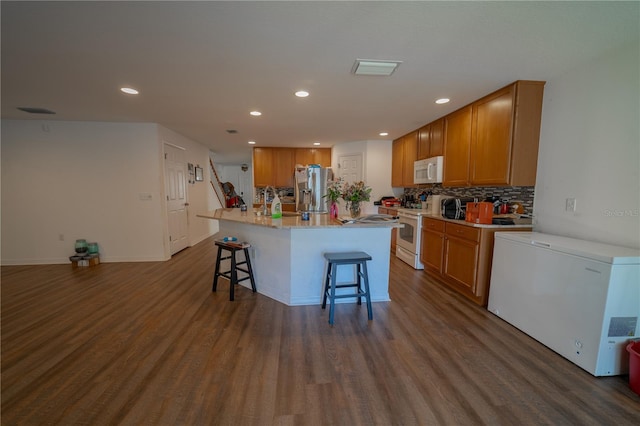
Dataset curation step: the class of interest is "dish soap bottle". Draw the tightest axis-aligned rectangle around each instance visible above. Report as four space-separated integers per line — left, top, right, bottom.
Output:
271 193 282 218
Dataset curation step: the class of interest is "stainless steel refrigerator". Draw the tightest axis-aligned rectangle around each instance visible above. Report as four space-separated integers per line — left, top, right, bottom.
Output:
294 166 333 213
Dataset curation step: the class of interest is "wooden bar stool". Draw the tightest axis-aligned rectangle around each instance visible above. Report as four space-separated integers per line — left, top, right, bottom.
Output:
322 251 373 325
212 240 256 301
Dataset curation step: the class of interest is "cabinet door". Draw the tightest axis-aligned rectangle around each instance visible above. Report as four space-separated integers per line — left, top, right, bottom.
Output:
421 229 444 272
391 138 404 187
273 148 295 187
314 148 332 167
417 124 430 160
471 85 515 185
429 118 444 157
443 105 472 186
294 148 313 167
443 235 479 292
295 148 331 167
253 147 274 187
402 131 418 186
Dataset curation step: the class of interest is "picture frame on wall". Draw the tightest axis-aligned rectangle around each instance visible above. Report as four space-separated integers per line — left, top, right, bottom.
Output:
195 166 204 182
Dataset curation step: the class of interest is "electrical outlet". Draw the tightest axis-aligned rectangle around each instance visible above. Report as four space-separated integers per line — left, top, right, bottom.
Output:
58 233 65 241
565 198 577 212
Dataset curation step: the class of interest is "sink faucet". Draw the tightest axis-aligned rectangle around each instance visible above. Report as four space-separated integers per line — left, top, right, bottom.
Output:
263 186 274 215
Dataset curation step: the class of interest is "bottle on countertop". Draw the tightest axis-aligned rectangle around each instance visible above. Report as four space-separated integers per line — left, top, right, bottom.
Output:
271 193 282 218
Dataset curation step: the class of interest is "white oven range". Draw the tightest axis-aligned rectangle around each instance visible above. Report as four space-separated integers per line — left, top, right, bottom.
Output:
396 208 424 269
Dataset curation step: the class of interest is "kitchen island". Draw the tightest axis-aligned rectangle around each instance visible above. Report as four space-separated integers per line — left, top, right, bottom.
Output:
197 208 399 306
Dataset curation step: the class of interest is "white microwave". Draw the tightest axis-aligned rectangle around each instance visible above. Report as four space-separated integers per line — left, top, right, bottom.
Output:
414 156 443 184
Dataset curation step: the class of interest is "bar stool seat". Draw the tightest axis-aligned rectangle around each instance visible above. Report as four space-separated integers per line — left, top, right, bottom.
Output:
212 240 256 301
322 251 373 325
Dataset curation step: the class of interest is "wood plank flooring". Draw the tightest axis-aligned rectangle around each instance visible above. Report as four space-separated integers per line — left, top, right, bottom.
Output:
2 236 639 425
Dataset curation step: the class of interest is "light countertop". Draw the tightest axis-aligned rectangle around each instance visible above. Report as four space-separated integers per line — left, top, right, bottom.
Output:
394 207 533 229
197 208 400 229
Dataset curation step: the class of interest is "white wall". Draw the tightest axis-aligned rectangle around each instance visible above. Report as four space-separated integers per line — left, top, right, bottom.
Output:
332 140 395 215
1 120 218 265
534 41 640 249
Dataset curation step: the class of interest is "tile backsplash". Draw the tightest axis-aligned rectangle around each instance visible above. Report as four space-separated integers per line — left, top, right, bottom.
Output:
405 185 535 213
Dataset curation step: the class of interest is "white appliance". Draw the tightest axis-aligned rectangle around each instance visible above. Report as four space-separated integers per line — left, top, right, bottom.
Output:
488 232 640 376
414 156 443 184
396 209 424 269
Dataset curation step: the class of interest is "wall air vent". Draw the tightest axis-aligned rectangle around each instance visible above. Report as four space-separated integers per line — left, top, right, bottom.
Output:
17 107 56 114
226 129 238 134
351 59 402 76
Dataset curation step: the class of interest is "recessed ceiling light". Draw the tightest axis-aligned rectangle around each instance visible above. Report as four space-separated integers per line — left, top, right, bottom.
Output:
248 141 256 145
435 98 450 104
120 87 139 95
352 59 402 76
250 111 262 116
379 132 389 136
295 90 310 98
313 142 321 146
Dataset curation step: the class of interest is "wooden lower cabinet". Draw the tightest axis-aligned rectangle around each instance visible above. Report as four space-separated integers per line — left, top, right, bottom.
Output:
378 207 398 253
421 217 445 272
421 217 529 306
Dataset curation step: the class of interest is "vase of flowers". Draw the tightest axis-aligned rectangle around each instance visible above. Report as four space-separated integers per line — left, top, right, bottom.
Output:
342 181 372 218
324 178 343 219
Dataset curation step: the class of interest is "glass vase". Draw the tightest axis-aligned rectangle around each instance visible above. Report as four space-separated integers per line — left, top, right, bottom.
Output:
349 201 361 218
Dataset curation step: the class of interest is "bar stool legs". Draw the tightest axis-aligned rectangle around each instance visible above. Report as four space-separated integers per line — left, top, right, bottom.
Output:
322 251 373 325
212 241 256 301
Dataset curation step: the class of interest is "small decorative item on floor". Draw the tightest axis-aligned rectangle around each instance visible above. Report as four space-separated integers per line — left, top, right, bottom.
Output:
75 239 88 254
342 181 371 218
324 178 343 219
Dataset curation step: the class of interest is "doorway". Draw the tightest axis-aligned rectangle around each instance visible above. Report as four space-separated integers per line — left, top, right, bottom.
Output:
337 153 363 184
164 143 189 255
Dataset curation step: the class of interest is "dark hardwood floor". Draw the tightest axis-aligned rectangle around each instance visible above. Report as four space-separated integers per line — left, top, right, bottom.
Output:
2 236 639 425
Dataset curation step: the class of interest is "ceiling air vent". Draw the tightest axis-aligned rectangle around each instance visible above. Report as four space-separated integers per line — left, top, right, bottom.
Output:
226 129 238 134
17 107 56 114
351 59 402 76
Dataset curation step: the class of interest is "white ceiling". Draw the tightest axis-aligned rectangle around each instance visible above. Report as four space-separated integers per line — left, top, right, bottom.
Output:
2 1 638 164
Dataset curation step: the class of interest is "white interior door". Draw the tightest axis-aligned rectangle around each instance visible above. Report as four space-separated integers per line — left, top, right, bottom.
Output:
337 154 363 184
164 143 189 255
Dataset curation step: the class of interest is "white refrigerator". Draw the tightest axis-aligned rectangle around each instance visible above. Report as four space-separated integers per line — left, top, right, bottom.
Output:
488 232 640 376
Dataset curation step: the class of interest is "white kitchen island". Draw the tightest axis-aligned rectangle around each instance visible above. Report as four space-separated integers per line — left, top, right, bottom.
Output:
197 208 398 306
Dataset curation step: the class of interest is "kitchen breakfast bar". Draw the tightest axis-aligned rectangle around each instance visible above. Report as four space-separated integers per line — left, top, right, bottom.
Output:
197 208 398 306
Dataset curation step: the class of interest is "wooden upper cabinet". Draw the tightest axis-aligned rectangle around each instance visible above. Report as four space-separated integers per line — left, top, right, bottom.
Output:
417 124 431 160
254 147 322 187
470 80 544 186
410 80 544 188
253 147 274 187
402 131 418 186
443 105 472 187
471 85 515 185
294 148 331 167
429 118 444 157
391 138 404 187
273 148 295 187
418 119 444 160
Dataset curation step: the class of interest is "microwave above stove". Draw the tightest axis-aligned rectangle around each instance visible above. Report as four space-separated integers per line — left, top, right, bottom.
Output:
414 156 443 184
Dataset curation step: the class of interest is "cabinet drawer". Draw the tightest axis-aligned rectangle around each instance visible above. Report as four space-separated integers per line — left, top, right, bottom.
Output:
423 217 445 232
445 222 480 242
